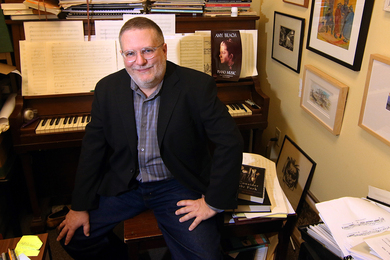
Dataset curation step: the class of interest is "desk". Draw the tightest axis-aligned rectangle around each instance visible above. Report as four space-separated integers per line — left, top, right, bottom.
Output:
222 153 296 260
0 233 51 260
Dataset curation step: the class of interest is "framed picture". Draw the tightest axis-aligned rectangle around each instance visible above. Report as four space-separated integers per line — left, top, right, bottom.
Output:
306 0 374 71
272 12 305 73
300 65 349 135
276 135 316 215
384 0 390 11
358 54 390 147
283 0 310 8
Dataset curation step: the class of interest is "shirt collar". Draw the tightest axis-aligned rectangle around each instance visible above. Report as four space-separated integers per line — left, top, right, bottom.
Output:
130 79 164 100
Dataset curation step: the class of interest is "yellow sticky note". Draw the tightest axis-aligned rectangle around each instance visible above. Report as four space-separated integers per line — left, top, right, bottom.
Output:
15 235 43 257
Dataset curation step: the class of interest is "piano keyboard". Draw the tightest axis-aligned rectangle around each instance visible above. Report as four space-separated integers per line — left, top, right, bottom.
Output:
226 103 253 117
36 115 91 134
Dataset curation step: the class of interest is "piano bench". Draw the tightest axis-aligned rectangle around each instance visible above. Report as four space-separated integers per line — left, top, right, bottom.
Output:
123 209 166 260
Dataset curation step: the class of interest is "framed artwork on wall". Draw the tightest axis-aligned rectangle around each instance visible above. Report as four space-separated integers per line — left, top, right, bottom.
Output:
283 0 310 8
272 12 305 73
276 135 316 214
306 0 374 71
358 54 390 147
384 0 390 11
300 65 349 135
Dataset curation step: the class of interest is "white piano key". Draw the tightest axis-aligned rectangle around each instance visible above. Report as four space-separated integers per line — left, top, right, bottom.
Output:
36 118 48 134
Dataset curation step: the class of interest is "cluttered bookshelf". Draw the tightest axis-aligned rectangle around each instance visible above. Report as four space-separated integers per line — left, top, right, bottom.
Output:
1 0 257 20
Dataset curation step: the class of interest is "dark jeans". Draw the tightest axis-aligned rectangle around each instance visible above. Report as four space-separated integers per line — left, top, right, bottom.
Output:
61 178 223 260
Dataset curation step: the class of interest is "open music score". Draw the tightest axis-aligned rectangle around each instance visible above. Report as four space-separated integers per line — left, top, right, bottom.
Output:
35 115 91 134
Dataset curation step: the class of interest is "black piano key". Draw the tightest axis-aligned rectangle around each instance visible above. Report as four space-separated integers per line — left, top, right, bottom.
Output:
238 103 247 112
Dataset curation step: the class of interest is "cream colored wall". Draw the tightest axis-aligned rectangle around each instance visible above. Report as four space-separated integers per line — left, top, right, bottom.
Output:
253 0 390 202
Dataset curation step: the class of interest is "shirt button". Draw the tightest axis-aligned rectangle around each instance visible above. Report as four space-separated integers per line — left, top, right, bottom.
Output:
141 148 145 152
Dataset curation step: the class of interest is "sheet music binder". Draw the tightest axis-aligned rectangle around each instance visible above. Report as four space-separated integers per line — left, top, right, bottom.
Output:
299 223 353 260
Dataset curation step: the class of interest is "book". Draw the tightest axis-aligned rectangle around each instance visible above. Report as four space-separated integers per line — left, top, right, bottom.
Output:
10 13 58 20
221 233 269 254
0 2 30 10
211 30 242 81
235 188 271 212
4 8 53 15
238 164 266 203
23 0 61 15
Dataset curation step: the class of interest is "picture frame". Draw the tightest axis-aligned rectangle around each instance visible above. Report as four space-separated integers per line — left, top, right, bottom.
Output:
306 0 374 71
358 54 390 147
384 0 390 12
276 135 316 215
283 0 310 8
300 65 349 135
272 12 305 73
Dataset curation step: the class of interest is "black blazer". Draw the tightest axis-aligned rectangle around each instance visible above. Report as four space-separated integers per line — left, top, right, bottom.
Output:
71 61 243 211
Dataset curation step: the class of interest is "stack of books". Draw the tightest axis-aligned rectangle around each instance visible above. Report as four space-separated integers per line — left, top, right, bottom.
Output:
203 0 256 17
58 0 146 19
149 0 204 16
63 3 145 19
1 2 59 20
231 164 272 213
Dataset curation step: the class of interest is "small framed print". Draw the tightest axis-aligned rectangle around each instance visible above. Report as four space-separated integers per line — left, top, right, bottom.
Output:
283 0 309 8
300 65 349 135
276 135 316 214
272 12 305 73
306 0 374 71
359 54 390 147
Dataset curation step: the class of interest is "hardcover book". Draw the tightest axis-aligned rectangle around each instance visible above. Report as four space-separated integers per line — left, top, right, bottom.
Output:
235 188 271 212
238 164 266 203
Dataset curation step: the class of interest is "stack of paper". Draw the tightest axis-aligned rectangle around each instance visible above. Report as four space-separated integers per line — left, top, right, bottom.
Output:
315 186 390 260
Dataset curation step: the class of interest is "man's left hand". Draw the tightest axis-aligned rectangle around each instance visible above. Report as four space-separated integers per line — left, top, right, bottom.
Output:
175 196 217 231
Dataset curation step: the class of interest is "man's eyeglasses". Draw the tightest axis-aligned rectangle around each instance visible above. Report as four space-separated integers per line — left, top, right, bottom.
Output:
121 43 164 62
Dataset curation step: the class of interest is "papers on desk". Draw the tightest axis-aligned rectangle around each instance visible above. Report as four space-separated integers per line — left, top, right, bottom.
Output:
315 186 390 260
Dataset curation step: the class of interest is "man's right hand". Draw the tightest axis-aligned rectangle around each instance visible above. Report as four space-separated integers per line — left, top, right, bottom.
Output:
57 209 90 245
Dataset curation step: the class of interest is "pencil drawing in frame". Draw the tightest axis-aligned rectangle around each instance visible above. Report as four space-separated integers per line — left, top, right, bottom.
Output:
300 65 349 135
358 54 390 147
272 12 305 73
306 0 374 71
384 0 390 12
283 0 310 8
276 135 316 215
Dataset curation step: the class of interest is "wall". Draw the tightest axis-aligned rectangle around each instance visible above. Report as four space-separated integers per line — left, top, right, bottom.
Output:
253 0 390 202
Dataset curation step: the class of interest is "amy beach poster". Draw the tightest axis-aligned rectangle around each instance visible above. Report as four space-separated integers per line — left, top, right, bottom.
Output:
306 0 374 71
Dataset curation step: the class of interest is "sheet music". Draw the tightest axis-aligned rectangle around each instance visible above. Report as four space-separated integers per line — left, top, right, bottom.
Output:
24 21 84 42
180 35 204 73
316 197 390 258
21 40 117 96
165 35 181 65
21 41 48 96
240 30 258 78
123 14 176 36
195 31 212 75
95 20 125 70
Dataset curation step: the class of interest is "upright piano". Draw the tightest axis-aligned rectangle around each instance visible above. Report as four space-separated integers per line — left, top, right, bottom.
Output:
7 16 269 232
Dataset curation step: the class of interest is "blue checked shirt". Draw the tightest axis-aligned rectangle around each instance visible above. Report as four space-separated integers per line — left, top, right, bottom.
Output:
131 79 173 182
